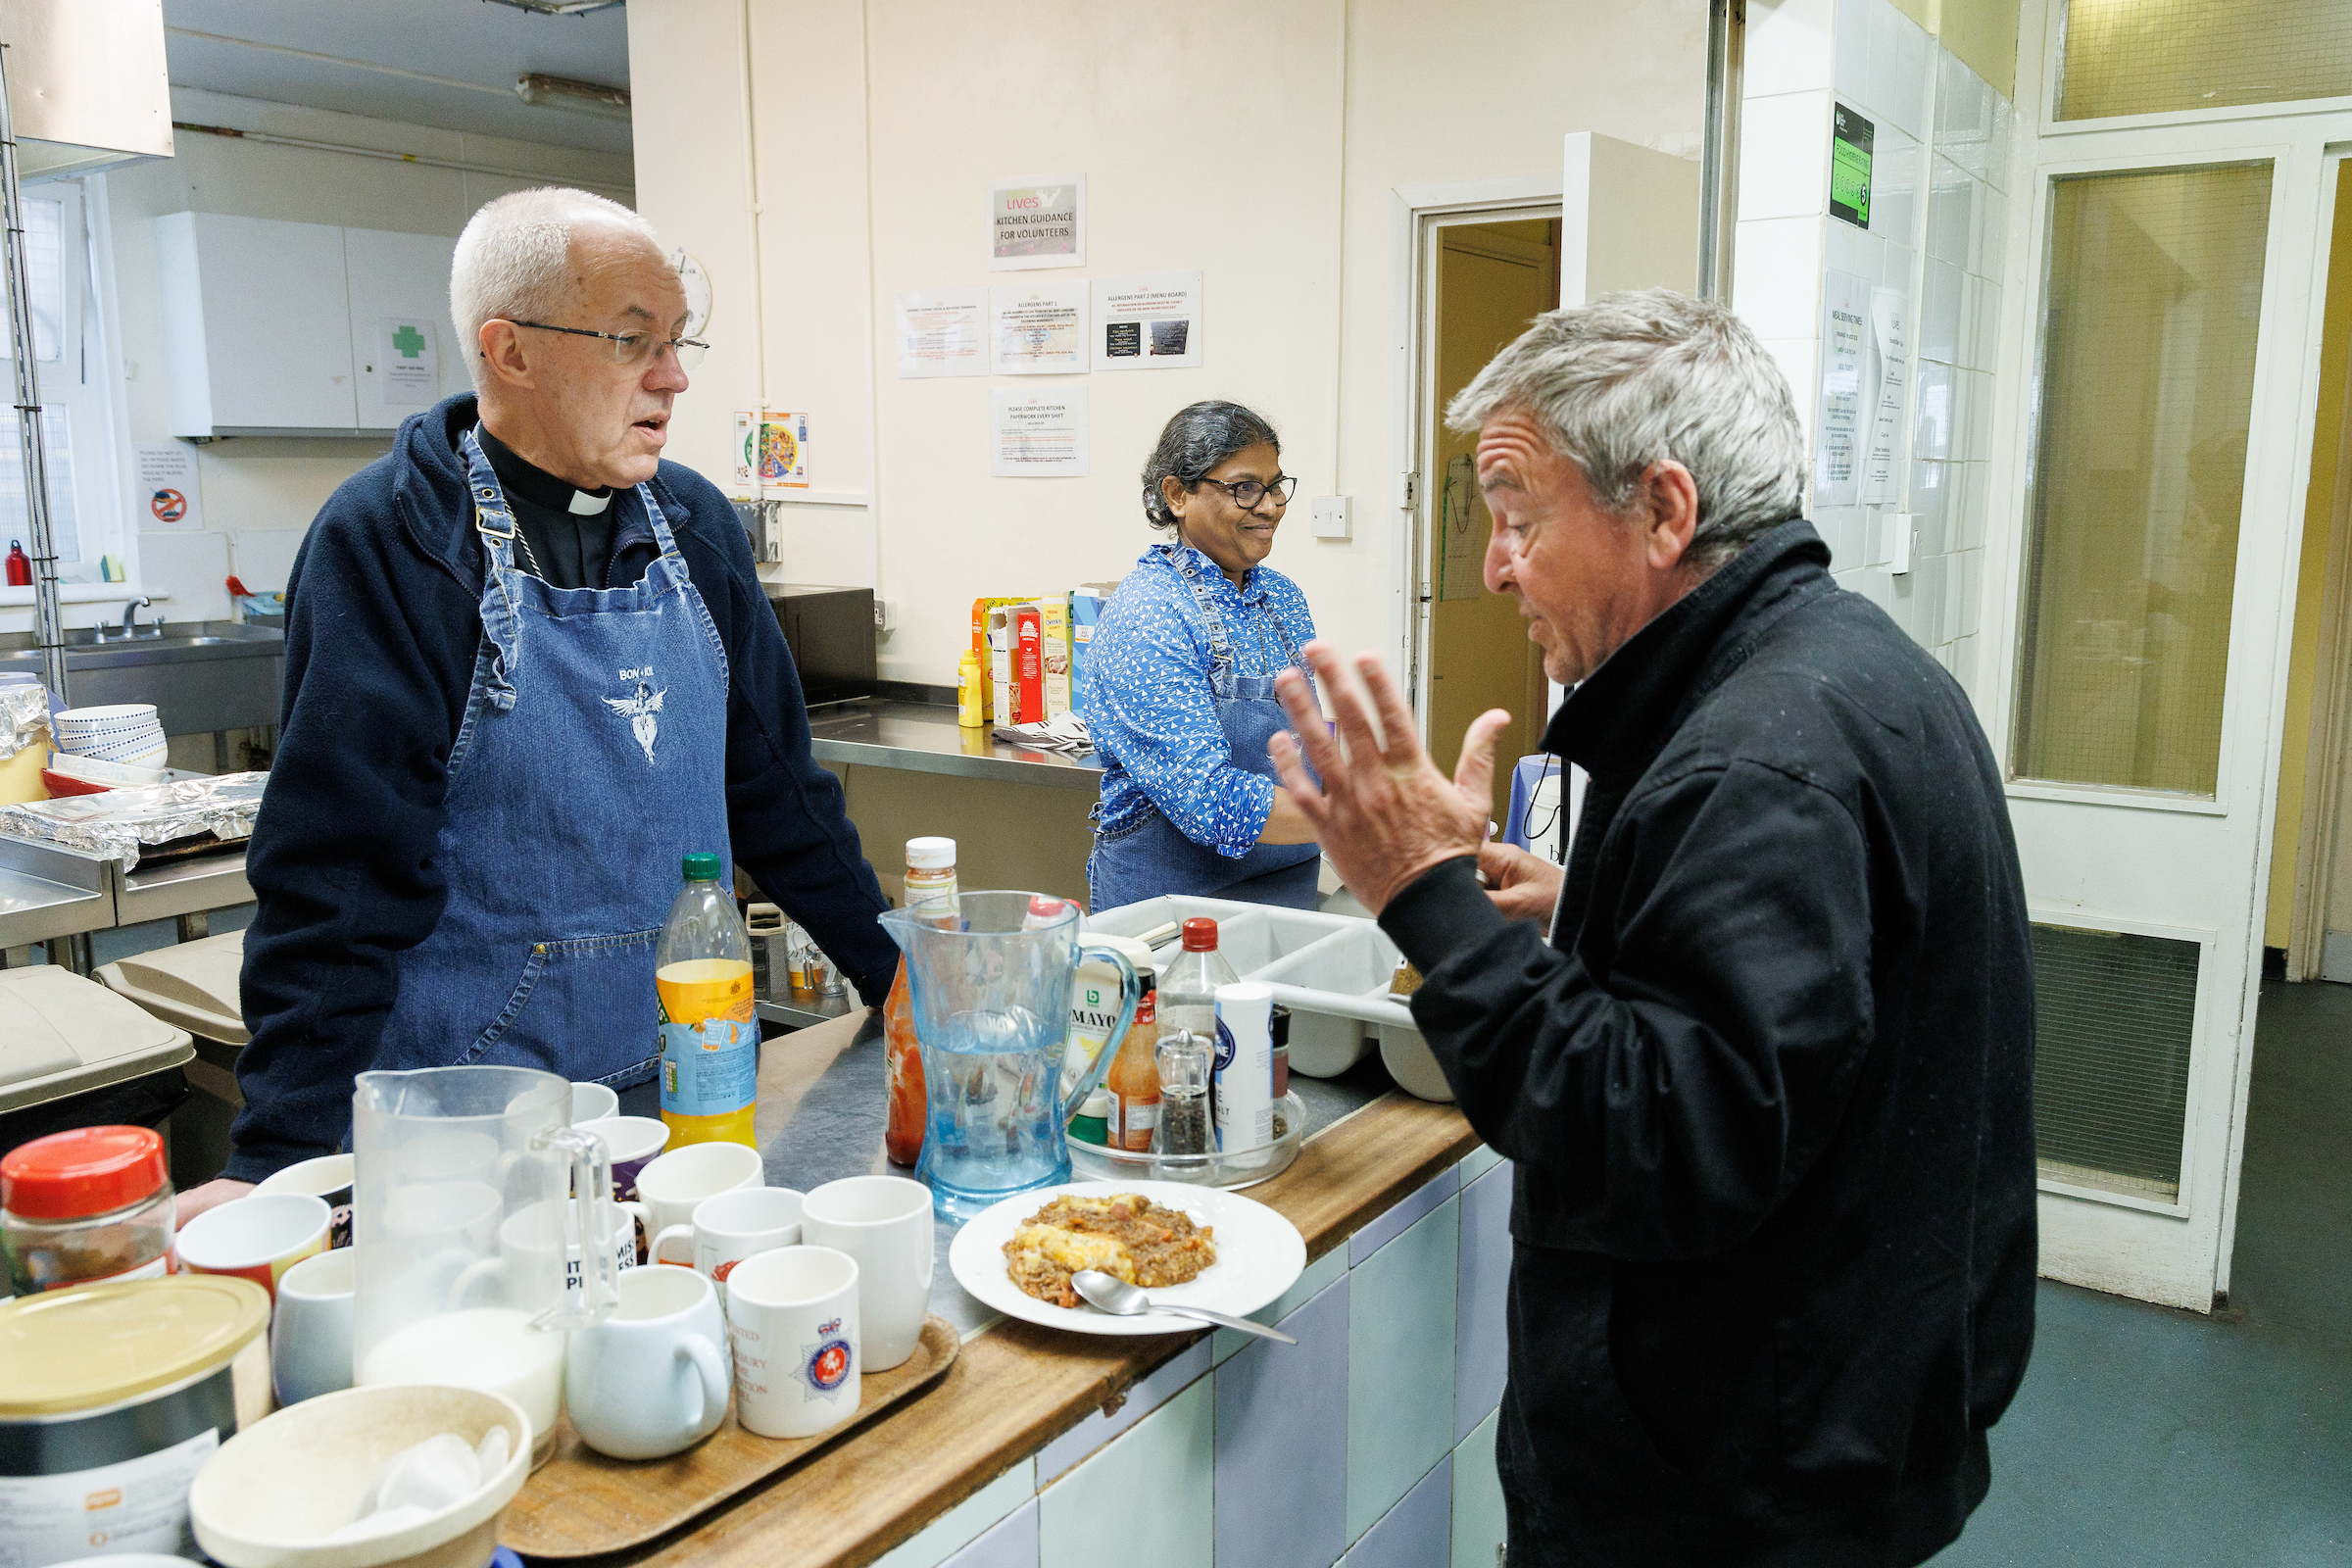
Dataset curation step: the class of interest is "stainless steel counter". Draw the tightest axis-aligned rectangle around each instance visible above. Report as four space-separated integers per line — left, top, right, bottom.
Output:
0 836 111 949
807 699 1102 792
666 1008 1395 1340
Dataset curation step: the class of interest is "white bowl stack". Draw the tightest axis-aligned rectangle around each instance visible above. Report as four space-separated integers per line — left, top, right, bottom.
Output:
53 704 169 777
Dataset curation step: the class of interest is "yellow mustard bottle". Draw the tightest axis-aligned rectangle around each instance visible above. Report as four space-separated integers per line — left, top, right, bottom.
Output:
657 852 759 1149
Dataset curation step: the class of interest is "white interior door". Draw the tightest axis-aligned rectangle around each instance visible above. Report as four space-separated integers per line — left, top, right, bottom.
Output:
1985 132 2330 1312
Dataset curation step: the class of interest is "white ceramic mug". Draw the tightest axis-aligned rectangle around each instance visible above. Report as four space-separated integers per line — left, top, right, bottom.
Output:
726 1245 859 1441
578 1115 672 1205
800 1175 934 1371
633 1141 763 1240
569 1082 621 1125
496 1199 638 1305
255 1152 358 1250
176 1193 331 1302
270 1247 355 1404
563 1264 731 1460
651 1187 804 1302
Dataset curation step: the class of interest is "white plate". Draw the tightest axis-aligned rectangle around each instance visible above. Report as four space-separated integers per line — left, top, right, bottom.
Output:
949 1180 1306 1336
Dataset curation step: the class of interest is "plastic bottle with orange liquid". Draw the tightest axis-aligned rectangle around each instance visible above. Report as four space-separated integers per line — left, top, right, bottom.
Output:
657 853 759 1149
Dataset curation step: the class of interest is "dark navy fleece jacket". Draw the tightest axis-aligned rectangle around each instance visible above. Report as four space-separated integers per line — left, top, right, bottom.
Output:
225 394 896 1182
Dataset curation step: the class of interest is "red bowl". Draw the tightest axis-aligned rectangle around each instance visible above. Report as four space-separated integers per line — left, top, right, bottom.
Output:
38 768 110 797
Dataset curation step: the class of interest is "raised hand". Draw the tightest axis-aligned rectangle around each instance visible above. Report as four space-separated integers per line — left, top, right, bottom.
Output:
1269 641 1510 915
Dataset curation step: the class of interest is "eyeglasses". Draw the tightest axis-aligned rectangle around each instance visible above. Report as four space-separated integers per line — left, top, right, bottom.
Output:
502 319 709 370
1199 474 1298 511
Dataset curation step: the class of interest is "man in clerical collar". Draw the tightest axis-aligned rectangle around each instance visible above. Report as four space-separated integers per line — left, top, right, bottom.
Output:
178 188 899 1217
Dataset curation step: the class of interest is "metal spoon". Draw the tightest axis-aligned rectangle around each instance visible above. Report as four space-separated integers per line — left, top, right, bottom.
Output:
1070 1270 1298 1345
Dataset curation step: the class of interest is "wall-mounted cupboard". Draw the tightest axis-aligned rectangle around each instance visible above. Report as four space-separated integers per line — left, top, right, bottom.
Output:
154 213 467 438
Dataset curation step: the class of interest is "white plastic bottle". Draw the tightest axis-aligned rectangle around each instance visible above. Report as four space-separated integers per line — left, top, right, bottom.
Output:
1212 981 1275 1153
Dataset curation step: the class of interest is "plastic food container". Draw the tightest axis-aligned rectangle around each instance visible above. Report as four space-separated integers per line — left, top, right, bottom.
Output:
1069 1091 1307 1189
0 1275 272 1564
2 1125 176 1297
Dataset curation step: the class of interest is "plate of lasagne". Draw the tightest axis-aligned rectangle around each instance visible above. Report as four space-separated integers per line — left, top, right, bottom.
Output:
948 1180 1307 1336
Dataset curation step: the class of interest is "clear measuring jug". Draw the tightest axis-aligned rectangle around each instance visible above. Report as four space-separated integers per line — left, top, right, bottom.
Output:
879 892 1141 1220
349 1065 617 1466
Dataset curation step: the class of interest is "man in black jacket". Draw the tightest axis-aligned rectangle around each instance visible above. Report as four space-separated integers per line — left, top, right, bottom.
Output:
180 189 898 1217
1270 290 2034 1566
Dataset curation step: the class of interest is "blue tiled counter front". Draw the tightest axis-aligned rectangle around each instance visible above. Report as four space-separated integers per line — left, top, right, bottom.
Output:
613 1009 1503 1568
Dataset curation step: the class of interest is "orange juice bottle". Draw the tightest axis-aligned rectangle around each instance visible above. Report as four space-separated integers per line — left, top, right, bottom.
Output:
658 853 758 1149
883 838 958 1165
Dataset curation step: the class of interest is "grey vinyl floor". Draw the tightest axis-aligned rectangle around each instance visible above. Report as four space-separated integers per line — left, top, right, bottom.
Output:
1934 977 2352 1566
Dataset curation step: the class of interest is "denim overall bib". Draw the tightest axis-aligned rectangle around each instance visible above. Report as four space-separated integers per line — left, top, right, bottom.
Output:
373 428 734 1087
1087 546 1321 912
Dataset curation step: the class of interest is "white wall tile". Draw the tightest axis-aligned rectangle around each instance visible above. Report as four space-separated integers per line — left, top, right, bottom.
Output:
1966 368 1997 464
1975 280 2003 372
940 1501 1040 1568
1849 562 1895 612
1350 1164 1460 1265
1214 1244 1348 1366
1745 0 1838 97
1739 91 1833 221
1869 2 1933 140
1814 506 1862 566
1824 217 1880 284
1915 553 1949 645
1866 120 1920 251
1954 462 1987 552
1907 461 1949 556
1833 0 1871 105
1457 1144 1502 1184
1879 240 1915 292
1919 258 1963 365
1926 157 1974 269
1974 185 2008 280
1958 549 1984 634
1037 1342 1211 1484
1936 49 1995 182
1759 335 1819 449
877 1462 1039 1568
1732 217 1826 341
1348 1197 1461 1544
1985 95 2014 193
1449 1411 1506 1568
1912 361 1955 462
1039 1378 1213 1568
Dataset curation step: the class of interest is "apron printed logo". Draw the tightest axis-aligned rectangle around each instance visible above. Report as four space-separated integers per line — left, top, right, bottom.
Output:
797 1320 853 1399
604 666 666 762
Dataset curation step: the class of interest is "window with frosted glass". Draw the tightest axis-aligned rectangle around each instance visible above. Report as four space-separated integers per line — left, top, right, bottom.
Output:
2060 0 2352 121
2011 165 2271 796
2032 923 2197 1200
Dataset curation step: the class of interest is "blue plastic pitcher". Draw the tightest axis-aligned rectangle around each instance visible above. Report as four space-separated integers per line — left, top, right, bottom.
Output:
879 892 1141 1221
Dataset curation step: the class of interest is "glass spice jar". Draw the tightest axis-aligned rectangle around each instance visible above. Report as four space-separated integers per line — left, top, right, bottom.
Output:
1 1125 175 1297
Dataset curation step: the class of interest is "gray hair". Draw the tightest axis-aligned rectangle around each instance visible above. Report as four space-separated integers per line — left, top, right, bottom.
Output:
450 187 663 390
1445 288 1805 568
1141 400 1281 532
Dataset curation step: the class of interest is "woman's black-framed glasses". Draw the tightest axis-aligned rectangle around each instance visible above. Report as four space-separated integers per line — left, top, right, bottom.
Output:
504 318 709 370
1199 474 1298 511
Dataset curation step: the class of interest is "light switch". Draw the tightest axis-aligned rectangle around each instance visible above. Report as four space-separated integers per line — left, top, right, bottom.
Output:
1890 512 1915 575
1310 496 1352 541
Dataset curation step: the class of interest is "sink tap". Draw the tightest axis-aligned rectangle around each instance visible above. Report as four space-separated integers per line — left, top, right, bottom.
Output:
118 597 152 639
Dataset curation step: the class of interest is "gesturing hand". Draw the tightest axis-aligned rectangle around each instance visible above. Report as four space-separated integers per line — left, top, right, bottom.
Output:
1269 642 1511 915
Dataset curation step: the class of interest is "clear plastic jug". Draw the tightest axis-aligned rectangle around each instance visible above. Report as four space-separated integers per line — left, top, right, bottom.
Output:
879 892 1141 1221
349 1065 616 1466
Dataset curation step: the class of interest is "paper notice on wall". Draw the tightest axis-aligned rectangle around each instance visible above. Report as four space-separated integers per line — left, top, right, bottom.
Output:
1863 286 1909 506
991 281 1089 374
733 410 810 492
1092 270 1202 370
991 387 1088 477
1439 454 1487 601
989 173 1084 270
896 287 989 378
1812 270 1868 509
377 317 438 406
134 442 202 531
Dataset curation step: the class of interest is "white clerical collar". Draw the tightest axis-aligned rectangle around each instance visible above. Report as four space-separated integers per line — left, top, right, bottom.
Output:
567 489 612 515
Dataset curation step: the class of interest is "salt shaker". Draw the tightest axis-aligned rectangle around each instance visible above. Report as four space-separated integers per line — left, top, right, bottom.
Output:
1153 1029 1214 1158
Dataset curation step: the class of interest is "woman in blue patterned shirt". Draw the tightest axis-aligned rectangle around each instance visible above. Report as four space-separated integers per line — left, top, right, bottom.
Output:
1086 401 1324 912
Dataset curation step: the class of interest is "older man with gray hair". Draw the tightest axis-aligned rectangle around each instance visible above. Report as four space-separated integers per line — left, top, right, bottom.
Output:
1270 290 2036 1565
178 188 898 1215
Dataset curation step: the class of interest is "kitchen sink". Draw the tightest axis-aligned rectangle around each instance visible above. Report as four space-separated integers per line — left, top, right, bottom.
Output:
0 619 284 735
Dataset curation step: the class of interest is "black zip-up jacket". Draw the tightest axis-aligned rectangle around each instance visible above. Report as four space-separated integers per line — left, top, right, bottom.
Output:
1380 522 2035 1566
226 395 899 1183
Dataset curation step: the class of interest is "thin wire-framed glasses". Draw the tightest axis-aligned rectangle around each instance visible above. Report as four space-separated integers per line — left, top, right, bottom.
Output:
504 318 709 370
1199 474 1298 511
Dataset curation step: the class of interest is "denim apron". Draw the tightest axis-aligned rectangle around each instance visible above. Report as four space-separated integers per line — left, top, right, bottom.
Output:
373 428 734 1087
1087 546 1321 912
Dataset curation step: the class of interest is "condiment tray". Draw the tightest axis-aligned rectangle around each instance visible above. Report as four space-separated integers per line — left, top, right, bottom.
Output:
1069 1091 1307 1188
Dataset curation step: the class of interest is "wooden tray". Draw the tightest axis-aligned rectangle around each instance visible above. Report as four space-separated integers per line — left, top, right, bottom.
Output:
499 1315 960 1558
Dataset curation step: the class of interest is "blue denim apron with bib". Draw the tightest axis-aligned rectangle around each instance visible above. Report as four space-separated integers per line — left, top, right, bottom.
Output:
1087 546 1321 912
373 428 734 1087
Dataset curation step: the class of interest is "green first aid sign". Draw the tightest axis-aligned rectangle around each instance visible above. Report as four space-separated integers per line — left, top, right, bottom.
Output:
1831 104 1874 228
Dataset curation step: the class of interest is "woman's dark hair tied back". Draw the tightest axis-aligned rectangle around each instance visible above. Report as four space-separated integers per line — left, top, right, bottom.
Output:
1141 401 1280 532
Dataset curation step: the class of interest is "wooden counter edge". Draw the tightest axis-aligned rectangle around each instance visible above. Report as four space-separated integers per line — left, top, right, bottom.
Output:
588 1091 1480 1568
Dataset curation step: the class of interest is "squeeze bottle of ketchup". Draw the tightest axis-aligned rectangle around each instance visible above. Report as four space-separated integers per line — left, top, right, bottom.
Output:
882 837 958 1165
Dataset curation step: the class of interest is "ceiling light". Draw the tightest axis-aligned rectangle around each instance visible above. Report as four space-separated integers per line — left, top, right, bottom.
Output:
482 1 625 15
514 72 630 122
